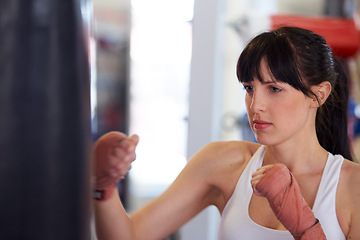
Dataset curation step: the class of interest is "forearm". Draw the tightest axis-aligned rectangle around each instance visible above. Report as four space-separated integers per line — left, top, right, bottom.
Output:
94 189 134 240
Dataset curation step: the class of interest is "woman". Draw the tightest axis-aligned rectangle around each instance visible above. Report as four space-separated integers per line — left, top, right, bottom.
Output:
93 27 360 239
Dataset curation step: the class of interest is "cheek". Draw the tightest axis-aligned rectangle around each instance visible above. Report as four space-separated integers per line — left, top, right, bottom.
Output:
275 98 309 127
245 95 251 112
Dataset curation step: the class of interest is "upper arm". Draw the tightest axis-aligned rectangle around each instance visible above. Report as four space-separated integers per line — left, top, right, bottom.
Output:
343 162 360 239
347 191 360 239
348 214 360 239
129 141 254 240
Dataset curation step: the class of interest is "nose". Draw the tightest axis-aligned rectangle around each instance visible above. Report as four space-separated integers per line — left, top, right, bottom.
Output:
249 91 266 113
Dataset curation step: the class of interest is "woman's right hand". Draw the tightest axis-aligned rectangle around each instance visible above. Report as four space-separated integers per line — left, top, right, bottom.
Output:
93 131 139 191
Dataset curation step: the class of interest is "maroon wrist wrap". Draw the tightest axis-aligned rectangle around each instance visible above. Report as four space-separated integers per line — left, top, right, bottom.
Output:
93 184 116 201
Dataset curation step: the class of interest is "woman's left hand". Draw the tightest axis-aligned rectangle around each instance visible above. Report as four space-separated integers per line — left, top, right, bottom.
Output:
250 164 275 196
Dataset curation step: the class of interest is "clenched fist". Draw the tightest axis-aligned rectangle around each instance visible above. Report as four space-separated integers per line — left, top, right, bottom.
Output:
251 163 326 240
93 131 139 200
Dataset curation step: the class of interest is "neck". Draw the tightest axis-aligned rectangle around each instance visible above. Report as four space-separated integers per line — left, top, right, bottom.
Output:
263 139 328 174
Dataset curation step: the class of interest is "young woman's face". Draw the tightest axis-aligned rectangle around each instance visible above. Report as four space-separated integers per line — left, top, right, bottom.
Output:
242 60 316 146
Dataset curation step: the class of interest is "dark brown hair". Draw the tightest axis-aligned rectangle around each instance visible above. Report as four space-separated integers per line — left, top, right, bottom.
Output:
237 27 352 160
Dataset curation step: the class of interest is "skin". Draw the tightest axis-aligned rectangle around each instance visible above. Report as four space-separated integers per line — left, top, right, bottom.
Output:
93 61 360 240
94 132 139 189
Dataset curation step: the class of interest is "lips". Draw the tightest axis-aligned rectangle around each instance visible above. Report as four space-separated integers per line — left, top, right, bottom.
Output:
253 120 272 130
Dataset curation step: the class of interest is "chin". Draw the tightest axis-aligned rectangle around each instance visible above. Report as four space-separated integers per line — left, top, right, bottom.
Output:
253 135 273 146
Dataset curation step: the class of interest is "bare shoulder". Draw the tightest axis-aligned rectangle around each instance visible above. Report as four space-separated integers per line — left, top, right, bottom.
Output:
184 140 259 180
339 159 360 238
186 141 261 211
189 140 260 169
201 140 260 159
340 159 360 192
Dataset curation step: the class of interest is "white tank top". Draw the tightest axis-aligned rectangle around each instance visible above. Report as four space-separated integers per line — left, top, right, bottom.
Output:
218 145 345 240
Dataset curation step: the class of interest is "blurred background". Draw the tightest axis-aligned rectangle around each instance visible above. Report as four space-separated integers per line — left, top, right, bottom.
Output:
1 0 359 239
91 0 360 239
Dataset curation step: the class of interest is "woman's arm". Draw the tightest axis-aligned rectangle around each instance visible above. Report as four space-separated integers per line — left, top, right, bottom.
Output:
348 208 360 239
95 190 135 240
93 132 139 239
343 161 360 239
93 138 239 240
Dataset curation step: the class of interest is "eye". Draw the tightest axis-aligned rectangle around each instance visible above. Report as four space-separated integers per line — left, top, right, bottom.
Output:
243 85 254 93
270 86 282 93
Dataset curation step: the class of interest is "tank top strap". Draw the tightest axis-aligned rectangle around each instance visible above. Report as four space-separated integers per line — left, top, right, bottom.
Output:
312 152 345 239
312 152 344 211
247 145 266 176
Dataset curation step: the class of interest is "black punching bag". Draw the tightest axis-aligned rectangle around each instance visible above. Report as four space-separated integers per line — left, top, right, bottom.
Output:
0 0 91 239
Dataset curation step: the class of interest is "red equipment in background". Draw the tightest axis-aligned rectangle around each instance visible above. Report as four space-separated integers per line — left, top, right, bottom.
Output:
270 15 360 58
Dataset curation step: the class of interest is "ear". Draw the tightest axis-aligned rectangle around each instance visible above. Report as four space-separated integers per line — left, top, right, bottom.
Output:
310 81 331 108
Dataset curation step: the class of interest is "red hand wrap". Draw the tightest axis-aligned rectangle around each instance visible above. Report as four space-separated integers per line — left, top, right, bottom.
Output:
300 220 326 240
255 164 327 239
